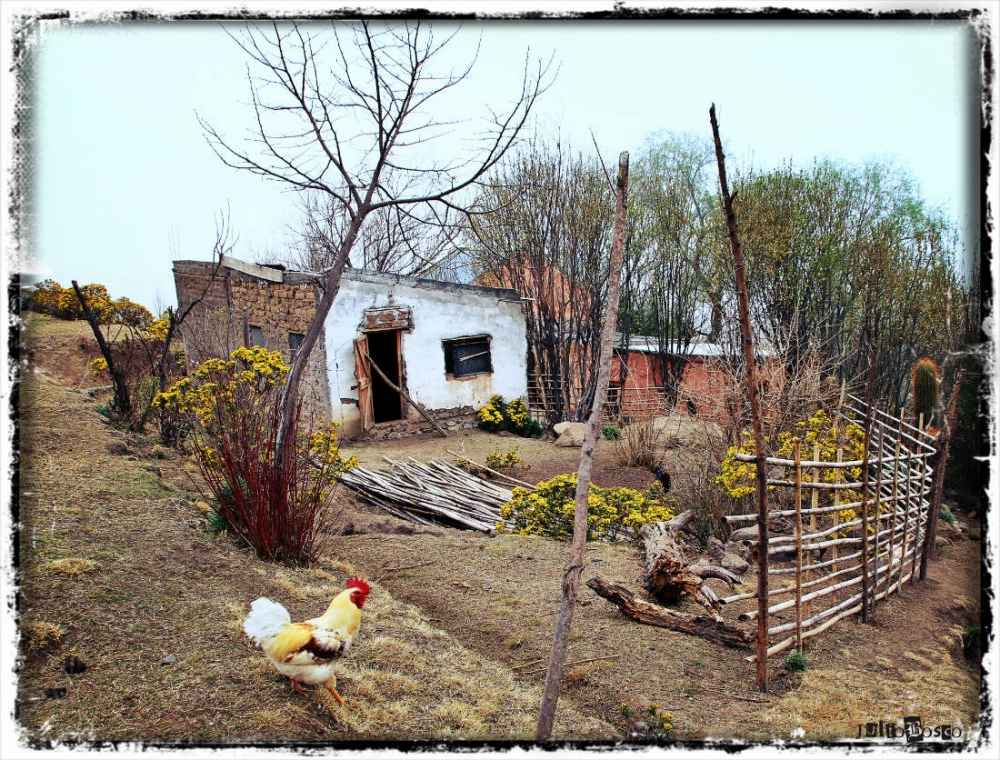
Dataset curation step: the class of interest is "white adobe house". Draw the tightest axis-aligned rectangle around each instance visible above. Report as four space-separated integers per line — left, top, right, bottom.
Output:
172 256 528 439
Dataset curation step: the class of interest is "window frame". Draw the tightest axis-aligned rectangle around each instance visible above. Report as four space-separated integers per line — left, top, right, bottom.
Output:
443 335 494 380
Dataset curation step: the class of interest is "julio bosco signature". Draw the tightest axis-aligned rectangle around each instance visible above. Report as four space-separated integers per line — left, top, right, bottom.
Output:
855 715 963 742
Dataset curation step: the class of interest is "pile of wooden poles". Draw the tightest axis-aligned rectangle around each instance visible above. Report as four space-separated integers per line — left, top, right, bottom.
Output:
339 456 517 532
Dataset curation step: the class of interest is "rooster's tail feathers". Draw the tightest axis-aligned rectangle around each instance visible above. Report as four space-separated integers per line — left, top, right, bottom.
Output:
243 597 291 645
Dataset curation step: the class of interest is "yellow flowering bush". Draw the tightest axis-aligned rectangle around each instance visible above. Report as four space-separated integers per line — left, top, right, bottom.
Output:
497 472 676 542
88 357 109 378
478 395 542 437
154 347 356 564
717 408 869 534
486 447 522 470
478 394 507 432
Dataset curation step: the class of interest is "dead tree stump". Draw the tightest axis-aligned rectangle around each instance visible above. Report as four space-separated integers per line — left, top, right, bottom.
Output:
641 511 740 617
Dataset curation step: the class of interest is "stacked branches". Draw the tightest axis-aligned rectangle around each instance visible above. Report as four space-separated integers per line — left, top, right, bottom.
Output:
340 458 514 532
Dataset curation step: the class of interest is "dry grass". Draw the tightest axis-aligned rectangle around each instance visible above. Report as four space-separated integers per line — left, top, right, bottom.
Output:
13 314 986 749
21 620 67 651
43 558 99 577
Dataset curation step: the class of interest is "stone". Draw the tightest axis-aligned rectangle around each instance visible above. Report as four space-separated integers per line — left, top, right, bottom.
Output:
935 535 952 550
554 422 587 447
721 552 750 575
707 536 725 561
724 540 750 559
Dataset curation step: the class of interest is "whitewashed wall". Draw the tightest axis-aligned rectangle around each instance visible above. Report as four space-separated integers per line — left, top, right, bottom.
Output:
324 270 527 435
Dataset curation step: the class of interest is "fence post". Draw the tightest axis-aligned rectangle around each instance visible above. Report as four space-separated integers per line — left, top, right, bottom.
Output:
888 418 902 594
805 442 820 620
832 447 842 603
794 440 803 654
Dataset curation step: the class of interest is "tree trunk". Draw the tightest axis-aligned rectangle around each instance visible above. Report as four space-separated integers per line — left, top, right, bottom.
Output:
586 577 754 649
709 106 771 692
642 513 704 601
920 369 965 576
72 280 132 424
536 152 629 741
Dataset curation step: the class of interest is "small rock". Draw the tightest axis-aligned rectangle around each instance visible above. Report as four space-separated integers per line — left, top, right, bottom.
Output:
45 687 67 700
935 535 952 550
768 516 793 534
721 552 749 576
707 537 725 561
64 656 86 674
724 540 750 560
554 422 587 447
160 654 178 666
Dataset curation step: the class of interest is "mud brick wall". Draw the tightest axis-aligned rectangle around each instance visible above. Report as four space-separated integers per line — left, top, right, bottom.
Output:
172 260 332 424
364 406 479 441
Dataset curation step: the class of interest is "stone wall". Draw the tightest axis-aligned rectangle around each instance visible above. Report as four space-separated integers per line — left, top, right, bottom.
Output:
172 260 332 424
363 406 480 441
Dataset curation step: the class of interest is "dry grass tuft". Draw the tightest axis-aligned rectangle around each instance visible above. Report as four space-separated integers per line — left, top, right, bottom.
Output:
22 620 67 650
756 645 981 741
43 558 99 576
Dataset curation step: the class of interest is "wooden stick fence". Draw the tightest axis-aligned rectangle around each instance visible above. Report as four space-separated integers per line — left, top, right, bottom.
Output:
721 398 937 666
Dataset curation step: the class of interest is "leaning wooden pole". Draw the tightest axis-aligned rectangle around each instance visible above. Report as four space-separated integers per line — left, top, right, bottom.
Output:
920 369 966 577
536 151 629 741
710 105 771 693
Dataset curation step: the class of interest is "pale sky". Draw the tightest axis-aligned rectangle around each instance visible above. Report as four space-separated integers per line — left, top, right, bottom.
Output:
5 4 989 312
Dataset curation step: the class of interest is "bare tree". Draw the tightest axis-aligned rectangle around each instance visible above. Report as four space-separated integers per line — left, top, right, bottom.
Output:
285 191 460 277
536 151 629 741
199 20 552 552
466 136 614 423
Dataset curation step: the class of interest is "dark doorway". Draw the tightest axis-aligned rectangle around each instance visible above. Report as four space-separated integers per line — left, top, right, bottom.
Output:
367 330 403 423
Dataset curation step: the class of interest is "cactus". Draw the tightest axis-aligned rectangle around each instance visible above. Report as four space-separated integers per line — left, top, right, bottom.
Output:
912 357 940 429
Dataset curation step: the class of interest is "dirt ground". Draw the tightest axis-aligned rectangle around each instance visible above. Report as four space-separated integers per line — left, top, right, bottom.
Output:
11 314 988 749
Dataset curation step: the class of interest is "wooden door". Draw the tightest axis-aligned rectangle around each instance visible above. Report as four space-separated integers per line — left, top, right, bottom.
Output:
353 337 374 431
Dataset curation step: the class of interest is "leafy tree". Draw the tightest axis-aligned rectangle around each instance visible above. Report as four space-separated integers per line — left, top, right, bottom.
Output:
723 159 972 414
618 133 719 408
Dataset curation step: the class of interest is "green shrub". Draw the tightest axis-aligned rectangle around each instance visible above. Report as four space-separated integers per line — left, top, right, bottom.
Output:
601 425 622 440
940 505 957 526
497 472 676 542
962 626 980 660
785 650 808 672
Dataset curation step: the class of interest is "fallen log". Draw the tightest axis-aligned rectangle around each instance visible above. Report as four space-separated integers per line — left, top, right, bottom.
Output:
586 577 754 649
641 510 725 616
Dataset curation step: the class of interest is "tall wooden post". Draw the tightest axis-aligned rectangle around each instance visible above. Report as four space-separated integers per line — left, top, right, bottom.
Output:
710 104 771 692
536 152 629 741
794 440 804 654
805 442 820 620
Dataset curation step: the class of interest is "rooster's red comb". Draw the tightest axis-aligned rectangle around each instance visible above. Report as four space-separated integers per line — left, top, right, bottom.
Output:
346 576 370 595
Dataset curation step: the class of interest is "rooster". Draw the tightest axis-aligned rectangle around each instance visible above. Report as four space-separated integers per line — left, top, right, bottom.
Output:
243 576 371 707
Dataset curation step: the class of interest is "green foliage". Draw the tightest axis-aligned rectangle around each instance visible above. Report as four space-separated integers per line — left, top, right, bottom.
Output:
912 357 940 429
940 505 957 526
785 650 808 672
962 626 981 661
497 472 676 542
155 347 358 564
485 447 522 470
601 425 622 440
